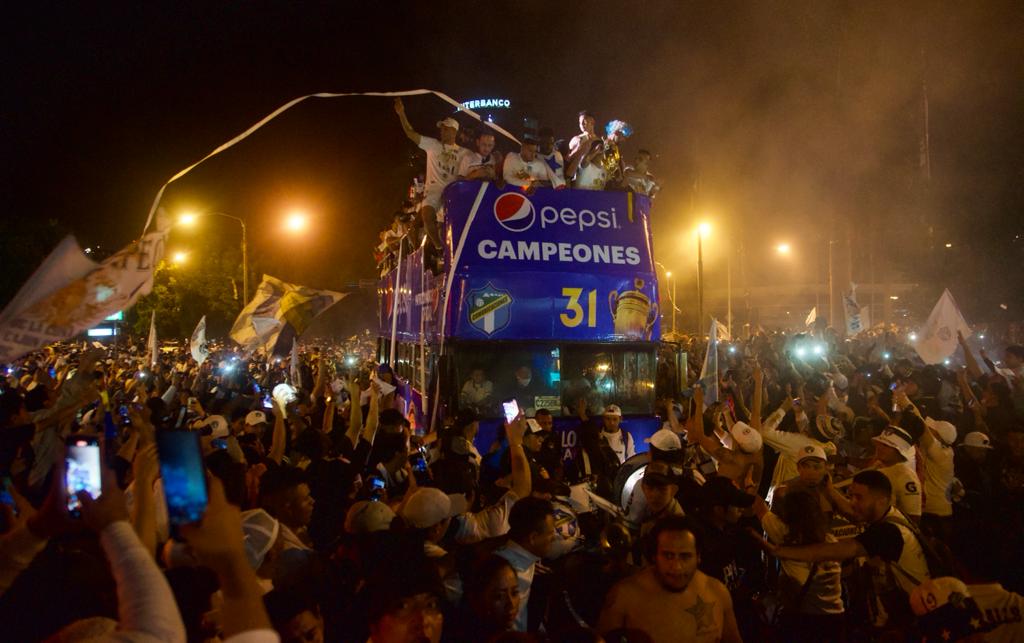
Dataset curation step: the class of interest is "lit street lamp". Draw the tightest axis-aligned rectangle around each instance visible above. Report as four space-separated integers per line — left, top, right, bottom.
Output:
178 210 249 305
171 251 188 264
285 211 308 233
655 262 678 336
776 242 791 255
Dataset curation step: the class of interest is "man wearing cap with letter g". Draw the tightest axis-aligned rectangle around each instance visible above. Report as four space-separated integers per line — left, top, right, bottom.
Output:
868 424 923 521
394 98 467 250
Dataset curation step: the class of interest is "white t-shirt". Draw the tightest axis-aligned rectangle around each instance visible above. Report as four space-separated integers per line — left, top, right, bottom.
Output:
968 583 1024 643
601 429 634 464
541 150 566 184
418 136 466 189
457 150 498 179
503 152 565 188
573 158 607 190
877 463 923 518
882 510 931 593
918 438 954 516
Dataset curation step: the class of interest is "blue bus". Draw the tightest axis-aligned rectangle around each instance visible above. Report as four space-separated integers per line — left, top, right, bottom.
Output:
378 180 671 465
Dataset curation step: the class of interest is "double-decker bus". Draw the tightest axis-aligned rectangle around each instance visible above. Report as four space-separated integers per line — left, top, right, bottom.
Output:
378 180 671 465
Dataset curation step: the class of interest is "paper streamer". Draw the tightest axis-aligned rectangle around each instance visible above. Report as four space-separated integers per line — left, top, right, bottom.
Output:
141 89 521 234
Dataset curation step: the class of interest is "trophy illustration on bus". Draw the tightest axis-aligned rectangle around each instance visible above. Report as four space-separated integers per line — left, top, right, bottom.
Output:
608 278 658 339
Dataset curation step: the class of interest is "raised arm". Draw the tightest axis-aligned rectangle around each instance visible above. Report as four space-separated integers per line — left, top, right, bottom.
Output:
344 377 363 450
751 365 764 430
394 98 421 146
773 537 864 563
958 331 984 380
268 399 287 465
506 414 532 500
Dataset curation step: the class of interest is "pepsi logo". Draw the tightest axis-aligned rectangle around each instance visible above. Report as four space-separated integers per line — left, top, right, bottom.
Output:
493 192 535 232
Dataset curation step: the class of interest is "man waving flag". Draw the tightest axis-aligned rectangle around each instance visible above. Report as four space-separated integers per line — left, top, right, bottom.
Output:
230 275 346 357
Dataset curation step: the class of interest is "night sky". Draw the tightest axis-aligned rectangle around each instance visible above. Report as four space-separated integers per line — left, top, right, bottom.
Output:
3 2 1022 335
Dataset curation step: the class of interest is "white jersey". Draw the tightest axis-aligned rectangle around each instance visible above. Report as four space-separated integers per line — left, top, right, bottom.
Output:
877 463 922 517
918 438 954 516
968 583 1024 643
418 136 466 190
503 152 565 188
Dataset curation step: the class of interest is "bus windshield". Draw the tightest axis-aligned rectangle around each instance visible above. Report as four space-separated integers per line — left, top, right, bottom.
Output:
454 342 655 418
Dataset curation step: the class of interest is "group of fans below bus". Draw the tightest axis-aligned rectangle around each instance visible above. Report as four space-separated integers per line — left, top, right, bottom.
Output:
376 101 660 276
0 323 1022 642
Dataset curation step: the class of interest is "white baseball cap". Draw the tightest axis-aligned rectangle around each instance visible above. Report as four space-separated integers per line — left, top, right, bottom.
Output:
797 444 828 462
344 500 397 535
909 576 971 616
730 421 763 453
240 509 280 570
872 425 914 456
646 428 682 452
925 418 957 447
436 117 459 130
399 488 469 529
961 431 993 449
196 414 229 439
603 404 623 417
245 410 268 426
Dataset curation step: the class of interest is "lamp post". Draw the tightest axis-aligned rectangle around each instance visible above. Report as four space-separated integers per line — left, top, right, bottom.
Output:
178 211 249 305
655 262 678 337
696 222 711 335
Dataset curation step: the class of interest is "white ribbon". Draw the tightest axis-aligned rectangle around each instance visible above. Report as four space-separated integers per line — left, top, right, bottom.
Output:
141 89 521 234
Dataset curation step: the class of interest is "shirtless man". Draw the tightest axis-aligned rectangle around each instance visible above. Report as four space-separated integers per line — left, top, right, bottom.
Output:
598 515 742 642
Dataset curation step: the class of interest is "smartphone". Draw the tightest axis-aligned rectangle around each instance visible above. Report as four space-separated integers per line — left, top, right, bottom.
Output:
210 438 228 450
262 393 273 409
502 398 520 424
65 435 102 518
367 474 386 501
156 431 209 526
252 383 261 394
889 382 898 391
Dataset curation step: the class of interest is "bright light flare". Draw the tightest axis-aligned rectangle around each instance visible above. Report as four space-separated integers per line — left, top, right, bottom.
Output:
776 243 791 255
285 211 308 233
909 332 918 341
696 221 712 238
665 271 672 278
171 251 188 264
179 212 198 226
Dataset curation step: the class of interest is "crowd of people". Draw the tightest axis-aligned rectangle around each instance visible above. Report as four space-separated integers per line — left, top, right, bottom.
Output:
0 324 1022 642
376 102 660 275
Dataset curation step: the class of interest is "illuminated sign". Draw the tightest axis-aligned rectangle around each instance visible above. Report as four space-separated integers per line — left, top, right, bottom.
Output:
459 98 511 111
87 328 114 337
105 310 123 321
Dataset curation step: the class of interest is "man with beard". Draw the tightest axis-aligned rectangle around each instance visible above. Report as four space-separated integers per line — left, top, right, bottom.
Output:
597 516 742 642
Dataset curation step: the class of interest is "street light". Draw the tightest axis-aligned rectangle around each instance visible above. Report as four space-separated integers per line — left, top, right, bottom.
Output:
285 211 308 233
175 210 249 305
171 251 188 264
776 242 791 255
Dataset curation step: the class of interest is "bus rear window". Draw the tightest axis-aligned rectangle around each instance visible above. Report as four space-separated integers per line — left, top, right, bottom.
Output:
454 344 654 418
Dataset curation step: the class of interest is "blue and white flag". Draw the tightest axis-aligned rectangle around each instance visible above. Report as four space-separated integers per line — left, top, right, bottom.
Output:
190 316 209 365
699 317 720 408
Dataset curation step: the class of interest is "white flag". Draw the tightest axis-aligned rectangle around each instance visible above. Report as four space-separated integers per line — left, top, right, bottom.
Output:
859 305 871 333
699 317 720 408
715 319 732 342
915 289 971 364
805 307 817 327
0 220 168 363
147 311 158 368
843 284 864 336
190 316 209 365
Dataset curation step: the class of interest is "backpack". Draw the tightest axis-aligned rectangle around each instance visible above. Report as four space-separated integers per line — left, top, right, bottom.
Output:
883 509 954 579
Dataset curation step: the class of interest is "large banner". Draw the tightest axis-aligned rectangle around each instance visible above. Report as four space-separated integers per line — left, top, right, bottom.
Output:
440 182 659 342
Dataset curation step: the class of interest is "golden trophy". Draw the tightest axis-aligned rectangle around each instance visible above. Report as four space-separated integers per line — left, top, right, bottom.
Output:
608 278 658 339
